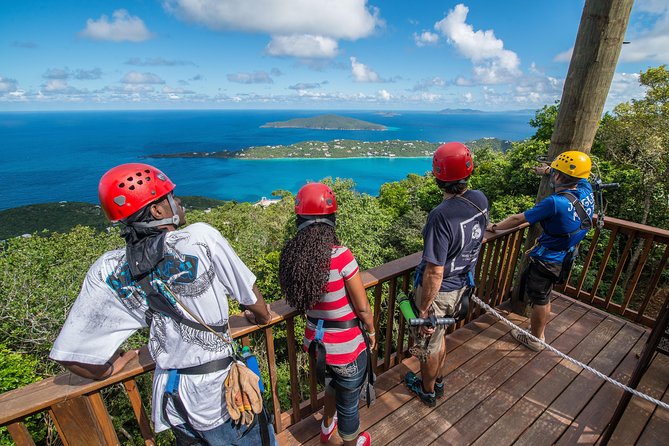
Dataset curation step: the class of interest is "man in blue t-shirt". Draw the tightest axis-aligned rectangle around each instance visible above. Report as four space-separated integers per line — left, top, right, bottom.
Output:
406 142 488 407
487 151 594 351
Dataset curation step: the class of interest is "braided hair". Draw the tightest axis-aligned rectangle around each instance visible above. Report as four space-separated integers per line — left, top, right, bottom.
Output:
279 216 339 312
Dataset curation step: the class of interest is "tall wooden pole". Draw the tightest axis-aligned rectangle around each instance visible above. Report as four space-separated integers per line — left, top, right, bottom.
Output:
511 0 634 312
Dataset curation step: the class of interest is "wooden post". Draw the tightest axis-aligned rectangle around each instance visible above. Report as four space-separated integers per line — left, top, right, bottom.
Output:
511 0 634 313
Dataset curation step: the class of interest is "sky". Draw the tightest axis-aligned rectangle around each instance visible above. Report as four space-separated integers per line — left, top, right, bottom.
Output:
1 0 668 112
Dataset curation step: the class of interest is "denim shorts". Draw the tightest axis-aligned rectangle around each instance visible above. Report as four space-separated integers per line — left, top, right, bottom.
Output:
172 415 277 446
326 350 368 441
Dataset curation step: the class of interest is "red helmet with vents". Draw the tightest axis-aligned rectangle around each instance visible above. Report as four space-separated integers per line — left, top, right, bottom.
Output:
295 183 337 215
98 163 175 222
432 142 474 182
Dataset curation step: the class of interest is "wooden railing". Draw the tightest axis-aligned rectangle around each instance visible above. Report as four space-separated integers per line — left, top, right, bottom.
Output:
559 216 669 327
3 215 667 445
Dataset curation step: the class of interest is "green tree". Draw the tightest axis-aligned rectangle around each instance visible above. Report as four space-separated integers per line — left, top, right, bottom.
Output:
596 65 669 227
529 102 559 142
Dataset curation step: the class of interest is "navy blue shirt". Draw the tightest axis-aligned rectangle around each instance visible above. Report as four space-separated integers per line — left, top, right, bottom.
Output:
524 179 595 263
415 190 489 292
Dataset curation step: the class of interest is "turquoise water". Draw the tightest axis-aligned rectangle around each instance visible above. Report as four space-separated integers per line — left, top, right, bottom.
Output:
0 110 533 209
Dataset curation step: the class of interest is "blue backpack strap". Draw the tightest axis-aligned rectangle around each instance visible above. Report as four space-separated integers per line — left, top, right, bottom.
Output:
308 319 327 385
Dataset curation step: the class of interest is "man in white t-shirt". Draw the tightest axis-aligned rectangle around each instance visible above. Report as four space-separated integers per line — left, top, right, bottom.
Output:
49 163 275 445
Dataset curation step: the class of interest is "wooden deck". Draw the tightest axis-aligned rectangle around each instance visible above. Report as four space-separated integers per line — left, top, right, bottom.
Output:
279 293 668 445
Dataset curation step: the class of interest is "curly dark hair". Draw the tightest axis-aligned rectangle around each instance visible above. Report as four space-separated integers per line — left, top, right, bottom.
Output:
279 218 339 312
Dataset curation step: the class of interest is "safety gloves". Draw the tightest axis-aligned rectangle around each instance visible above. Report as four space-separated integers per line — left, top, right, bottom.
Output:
225 362 263 426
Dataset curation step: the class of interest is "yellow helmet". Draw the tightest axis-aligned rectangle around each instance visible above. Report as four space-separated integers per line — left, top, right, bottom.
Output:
550 150 591 179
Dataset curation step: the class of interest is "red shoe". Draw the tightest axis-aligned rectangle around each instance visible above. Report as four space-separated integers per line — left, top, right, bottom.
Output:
356 431 371 446
320 415 338 443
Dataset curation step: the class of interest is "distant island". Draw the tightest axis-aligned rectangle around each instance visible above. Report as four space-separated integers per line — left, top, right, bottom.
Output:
260 114 387 131
147 137 513 160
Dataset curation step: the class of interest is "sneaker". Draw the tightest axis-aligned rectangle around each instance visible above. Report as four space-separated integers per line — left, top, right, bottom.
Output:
511 328 545 351
320 413 338 444
434 378 445 398
356 431 371 446
405 371 436 407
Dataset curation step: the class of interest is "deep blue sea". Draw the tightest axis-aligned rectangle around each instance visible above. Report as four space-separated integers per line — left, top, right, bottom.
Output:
0 110 533 210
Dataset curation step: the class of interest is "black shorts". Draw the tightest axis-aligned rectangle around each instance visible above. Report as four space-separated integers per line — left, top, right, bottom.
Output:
520 259 560 306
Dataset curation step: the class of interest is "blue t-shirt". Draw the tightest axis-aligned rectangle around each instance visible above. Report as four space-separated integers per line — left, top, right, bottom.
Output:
415 190 489 292
524 179 595 263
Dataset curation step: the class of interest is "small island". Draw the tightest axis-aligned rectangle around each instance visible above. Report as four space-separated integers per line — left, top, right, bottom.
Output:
147 137 512 160
260 114 387 131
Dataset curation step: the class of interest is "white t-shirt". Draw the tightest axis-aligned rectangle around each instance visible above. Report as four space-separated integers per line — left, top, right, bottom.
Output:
49 222 257 432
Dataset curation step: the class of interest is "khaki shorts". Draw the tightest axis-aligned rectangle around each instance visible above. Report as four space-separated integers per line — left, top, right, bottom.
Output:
414 285 467 356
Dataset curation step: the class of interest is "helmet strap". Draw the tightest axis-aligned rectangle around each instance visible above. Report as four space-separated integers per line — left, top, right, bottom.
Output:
297 218 335 232
132 194 181 229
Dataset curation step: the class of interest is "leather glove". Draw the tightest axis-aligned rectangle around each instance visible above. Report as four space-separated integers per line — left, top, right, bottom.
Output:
225 362 263 426
236 362 263 415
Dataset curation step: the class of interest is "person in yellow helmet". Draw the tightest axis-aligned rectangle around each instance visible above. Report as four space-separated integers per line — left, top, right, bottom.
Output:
487 151 594 351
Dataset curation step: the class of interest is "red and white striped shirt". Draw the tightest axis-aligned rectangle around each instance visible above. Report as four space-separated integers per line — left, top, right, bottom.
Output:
303 246 366 365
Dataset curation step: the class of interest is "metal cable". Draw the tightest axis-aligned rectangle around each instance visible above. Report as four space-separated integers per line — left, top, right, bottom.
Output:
470 294 669 412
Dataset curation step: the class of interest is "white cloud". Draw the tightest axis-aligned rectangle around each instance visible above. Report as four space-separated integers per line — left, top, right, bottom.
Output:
266 35 338 58
605 72 646 109
435 3 521 85
412 77 446 91
377 89 391 100
463 91 473 103
414 31 439 47
41 80 84 95
227 71 274 84
125 57 195 66
289 82 322 90
163 0 380 39
554 48 573 63
164 0 381 59
43 67 103 81
80 10 153 42
121 72 165 84
619 4 669 62
0 77 19 93
162 86 195 94
350 57 380 82
558 3 669 64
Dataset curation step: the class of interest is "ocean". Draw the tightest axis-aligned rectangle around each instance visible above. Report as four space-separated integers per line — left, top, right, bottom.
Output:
0 110 534 210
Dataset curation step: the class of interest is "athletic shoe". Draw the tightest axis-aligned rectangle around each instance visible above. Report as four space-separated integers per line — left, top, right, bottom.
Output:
405 371 436 407
320 413 338 444
434 378 445 398
511 328 545 351
356 431 371 446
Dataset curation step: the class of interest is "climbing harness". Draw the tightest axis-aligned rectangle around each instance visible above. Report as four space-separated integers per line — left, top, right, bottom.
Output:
306 316 376 407
470 293 669 412
537 154 619 229
136 272 272 444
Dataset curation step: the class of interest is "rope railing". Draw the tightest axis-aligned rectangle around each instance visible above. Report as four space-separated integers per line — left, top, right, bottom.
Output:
471 294 669 412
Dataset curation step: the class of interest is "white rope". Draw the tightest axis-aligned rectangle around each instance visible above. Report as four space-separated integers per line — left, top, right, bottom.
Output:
470 294 669 412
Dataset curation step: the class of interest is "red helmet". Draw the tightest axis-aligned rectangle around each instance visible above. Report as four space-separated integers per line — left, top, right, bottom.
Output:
295 183 337 215
432 142 474 182
98 163 175 222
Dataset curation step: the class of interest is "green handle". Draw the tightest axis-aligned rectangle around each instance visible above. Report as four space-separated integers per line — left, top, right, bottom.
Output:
398 296 417 322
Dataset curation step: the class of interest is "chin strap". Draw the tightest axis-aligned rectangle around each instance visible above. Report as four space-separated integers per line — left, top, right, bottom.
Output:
297 218 335 231
133 194 181 229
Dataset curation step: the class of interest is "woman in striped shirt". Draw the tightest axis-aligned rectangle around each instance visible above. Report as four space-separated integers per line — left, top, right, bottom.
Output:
279 183 375 446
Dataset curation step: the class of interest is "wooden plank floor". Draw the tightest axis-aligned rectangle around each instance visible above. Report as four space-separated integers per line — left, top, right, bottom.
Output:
279 293 659 446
